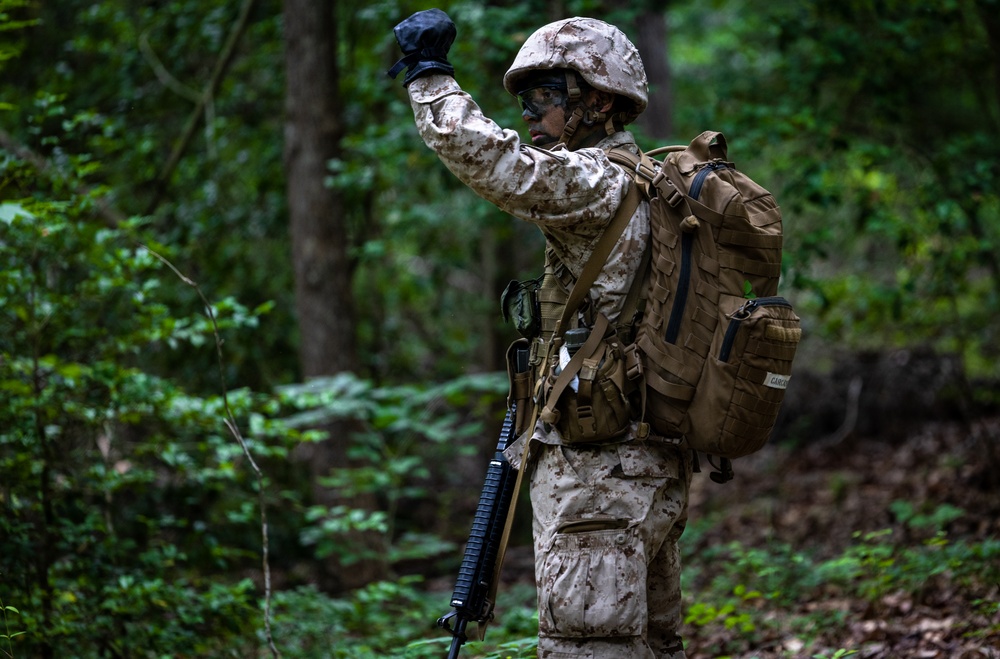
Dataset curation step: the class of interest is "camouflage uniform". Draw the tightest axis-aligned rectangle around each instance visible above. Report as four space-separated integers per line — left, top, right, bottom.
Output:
406 74 647 323
406 17 692 659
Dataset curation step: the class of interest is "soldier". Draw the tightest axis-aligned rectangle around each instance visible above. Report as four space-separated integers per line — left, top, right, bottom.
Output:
391 10 692 659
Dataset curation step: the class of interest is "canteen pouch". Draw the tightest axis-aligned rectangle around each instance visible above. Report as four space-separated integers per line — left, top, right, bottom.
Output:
501 276 542 340
539 314 636 444
685 296 801 458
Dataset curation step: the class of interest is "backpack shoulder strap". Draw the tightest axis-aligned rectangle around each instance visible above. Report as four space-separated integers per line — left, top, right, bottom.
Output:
617 238 650 335
608 147 658 200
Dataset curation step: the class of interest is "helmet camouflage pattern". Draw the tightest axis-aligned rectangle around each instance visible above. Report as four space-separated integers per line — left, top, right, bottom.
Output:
504 17 648 123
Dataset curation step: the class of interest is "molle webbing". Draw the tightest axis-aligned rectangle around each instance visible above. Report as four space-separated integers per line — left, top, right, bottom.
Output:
605 130 800 475
537 248 573 343
534 182 644 445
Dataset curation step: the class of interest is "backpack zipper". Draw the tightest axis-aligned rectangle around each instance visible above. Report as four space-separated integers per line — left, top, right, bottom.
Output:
688 161 728 199
718 296 792 362
664 232 692 344
664 162 729 345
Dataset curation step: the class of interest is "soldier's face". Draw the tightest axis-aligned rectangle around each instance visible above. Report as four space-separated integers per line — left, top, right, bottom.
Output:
523 94 571 148
516 73 572 149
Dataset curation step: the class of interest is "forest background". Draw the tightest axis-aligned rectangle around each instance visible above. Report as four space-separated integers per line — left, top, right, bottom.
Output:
2 0 999 657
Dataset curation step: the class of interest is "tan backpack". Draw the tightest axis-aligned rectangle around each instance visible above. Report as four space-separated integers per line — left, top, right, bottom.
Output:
610 131 801 480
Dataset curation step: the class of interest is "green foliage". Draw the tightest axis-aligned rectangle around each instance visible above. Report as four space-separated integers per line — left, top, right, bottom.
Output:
813 650 857 659
1 0 296 389
265 578 442 659
685 585 758 635
278 370 507 567
816 529 897 602
0 130 291 656
10 0 995 383
4 1 1000 656
245 579 536 659
668 0 1000 378
208 509 1000 658
681 504 1000 657
6 0 1000 379
0 597 25 659
889 499 965 532
0 0 37 84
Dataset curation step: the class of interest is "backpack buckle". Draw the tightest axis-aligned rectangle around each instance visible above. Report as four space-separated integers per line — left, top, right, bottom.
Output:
624 344 643 381
634 159 661 183
576 405 597 436
664 183 684 208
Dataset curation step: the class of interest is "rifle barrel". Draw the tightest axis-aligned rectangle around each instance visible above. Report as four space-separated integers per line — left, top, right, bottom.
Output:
437 406 520 655
438 343 530 657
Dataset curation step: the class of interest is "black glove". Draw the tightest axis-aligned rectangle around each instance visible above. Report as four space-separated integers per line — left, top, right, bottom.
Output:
387 8 456 86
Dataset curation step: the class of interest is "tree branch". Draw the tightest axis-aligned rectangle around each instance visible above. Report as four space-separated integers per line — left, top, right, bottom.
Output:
145 245 281 659
138 30 201 103
145 0 258 215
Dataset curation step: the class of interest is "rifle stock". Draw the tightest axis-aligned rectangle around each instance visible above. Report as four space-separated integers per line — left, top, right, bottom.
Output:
437 345 530 658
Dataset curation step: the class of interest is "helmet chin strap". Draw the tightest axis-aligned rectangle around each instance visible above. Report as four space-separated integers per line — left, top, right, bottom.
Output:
557 71 584 148
558 106 586 148
557 70 616 148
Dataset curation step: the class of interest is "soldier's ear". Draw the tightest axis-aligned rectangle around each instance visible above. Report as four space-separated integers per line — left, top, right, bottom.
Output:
588 90 614 113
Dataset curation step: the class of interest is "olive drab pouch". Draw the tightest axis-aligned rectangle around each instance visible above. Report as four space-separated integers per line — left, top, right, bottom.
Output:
505 338 534 436
500 276 542 340
538 313 635 444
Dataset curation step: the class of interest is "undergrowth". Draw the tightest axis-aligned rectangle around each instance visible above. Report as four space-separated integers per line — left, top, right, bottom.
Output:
679 503 1000 657
225 502 999 658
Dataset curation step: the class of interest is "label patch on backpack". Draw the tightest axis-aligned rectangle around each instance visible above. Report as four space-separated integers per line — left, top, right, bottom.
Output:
764 372 791 390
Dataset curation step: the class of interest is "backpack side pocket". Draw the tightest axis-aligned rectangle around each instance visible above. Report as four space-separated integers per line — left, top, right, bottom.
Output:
685 296 800 457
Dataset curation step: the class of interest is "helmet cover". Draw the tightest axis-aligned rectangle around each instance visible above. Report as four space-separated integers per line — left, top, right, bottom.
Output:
504 17 648 121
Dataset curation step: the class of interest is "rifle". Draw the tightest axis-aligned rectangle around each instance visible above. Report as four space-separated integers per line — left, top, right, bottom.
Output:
436 345 531 658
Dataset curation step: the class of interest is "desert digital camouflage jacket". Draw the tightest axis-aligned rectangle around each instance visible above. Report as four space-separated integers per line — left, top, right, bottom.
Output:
407 74 649 323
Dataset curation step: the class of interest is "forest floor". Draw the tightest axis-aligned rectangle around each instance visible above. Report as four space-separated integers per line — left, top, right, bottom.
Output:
677 413 1000 659
489 414 1000 659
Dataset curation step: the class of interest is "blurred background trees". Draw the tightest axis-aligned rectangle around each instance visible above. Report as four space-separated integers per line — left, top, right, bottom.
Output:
2 0 998 656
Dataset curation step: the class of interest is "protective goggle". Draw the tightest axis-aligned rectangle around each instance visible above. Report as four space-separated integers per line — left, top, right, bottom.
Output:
516 84 568 117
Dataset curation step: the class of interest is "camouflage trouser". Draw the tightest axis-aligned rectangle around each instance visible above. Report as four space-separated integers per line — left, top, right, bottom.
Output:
529 439 692 659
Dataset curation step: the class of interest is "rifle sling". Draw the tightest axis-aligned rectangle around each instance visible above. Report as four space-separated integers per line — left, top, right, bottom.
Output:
552 181 641 339
480 179 642 638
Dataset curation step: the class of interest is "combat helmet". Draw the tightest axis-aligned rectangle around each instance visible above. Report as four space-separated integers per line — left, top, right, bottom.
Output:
504 17 648 138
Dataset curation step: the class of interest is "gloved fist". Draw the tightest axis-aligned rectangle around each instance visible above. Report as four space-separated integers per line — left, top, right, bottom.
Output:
387 8 456 86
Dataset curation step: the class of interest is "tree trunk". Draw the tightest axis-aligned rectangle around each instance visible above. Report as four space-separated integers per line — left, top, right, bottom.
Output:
615 0 674 142
283 0 386 592
605 1 673 140
283 0 356 377
633 4 673 141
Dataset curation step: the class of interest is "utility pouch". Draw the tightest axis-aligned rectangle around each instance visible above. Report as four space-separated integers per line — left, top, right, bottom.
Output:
530 183 642 445
538 314 636 444
501 276 542 340
506 338 534 436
